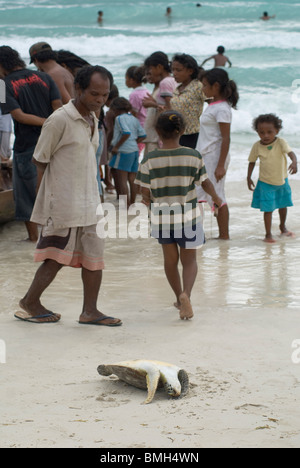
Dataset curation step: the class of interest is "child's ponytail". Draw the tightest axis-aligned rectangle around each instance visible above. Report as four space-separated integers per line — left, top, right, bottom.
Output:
225 78 239 109
202 68 239 109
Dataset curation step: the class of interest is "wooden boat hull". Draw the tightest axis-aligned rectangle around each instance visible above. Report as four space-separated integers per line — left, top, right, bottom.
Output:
0 164 15 224
0 189 15 224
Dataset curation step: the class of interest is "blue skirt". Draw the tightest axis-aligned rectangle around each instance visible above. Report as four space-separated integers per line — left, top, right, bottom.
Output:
251 178 293 212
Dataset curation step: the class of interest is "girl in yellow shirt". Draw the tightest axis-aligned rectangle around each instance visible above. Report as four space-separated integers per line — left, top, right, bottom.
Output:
247 114 298 243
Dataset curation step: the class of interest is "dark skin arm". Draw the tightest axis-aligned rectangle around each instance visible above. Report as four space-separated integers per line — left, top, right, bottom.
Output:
288 151 298 174
215 122 231 182
141 187 151 206
247 162 256 191
111 134 130 155
33 160 48 193
10 98 62 126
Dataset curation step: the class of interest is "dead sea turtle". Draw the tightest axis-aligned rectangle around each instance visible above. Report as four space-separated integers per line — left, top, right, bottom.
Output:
97 359 189 404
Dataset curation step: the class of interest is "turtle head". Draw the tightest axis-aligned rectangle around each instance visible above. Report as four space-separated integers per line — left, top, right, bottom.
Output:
164 381 181 397
163 369 189 399
97 364 112 376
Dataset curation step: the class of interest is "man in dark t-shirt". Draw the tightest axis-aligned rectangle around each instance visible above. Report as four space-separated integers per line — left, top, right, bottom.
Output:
0 46 62 241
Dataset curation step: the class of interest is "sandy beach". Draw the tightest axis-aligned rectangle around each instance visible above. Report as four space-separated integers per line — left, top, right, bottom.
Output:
1 180 300 448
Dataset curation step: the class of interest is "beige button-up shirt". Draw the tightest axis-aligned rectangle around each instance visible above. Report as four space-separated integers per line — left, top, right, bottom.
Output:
31 100 100 228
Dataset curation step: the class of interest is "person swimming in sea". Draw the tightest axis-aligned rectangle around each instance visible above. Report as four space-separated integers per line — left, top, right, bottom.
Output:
200 46 232 68
260 11 276 21
97 10 103 24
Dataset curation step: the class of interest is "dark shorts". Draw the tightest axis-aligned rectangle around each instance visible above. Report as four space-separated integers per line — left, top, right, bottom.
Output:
179 133 199 149
13 147 37 221
153 223 205 249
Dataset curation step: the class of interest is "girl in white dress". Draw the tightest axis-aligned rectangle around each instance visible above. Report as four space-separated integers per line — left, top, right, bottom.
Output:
196 68 239 239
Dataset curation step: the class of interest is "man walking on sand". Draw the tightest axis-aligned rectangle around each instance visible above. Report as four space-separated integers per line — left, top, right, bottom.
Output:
29 42 75 104
15 65 122 326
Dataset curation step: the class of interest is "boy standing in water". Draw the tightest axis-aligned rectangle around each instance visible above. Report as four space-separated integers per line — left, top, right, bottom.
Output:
201 46 232 68
15 66 122 326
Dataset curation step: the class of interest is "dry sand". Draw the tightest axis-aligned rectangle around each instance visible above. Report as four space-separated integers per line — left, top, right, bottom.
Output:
1 181 300 448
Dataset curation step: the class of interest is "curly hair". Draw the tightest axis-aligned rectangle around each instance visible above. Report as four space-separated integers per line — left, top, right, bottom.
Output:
252 114 283 131
0 46 26 73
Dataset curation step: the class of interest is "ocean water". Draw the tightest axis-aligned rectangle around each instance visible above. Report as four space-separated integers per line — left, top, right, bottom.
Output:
0 0 300 181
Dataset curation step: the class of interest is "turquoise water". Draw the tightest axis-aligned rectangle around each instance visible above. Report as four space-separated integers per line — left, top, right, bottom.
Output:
0 0 300 179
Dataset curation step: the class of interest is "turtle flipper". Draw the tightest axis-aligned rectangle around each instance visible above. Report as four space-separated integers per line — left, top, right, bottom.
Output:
143 368 161 404
177 369 189 398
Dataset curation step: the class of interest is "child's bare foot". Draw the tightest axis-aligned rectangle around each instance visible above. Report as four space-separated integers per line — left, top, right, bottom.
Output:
264 236 276 244
179 293 194 320
280 229 296 239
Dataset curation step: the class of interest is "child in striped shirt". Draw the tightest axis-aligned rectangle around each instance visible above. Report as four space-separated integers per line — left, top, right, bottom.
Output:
135 111 222 321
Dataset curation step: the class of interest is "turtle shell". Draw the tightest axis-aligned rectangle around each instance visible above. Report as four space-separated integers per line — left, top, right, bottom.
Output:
97 364 164 390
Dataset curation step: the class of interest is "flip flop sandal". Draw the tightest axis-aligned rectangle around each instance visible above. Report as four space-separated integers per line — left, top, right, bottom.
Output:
78 316 122 327
14 310 61 323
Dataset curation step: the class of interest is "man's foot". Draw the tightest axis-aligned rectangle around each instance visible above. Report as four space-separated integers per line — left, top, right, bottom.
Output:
15 299 61 323
179 293 194 320
18 299 61 322
79 311 122 327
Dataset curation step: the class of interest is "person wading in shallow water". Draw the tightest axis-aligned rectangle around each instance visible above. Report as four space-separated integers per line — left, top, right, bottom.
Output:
15 65 122 326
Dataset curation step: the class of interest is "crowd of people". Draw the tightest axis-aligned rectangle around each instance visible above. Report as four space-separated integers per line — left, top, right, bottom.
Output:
0 43 297 324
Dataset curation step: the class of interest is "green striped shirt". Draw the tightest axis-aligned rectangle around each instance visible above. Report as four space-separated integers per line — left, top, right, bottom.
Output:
135 147 207 231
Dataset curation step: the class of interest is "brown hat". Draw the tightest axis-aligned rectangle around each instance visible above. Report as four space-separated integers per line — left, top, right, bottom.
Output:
29 42 52 63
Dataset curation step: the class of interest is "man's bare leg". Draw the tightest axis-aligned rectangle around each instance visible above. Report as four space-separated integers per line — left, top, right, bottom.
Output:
25 221 39 243
20 259 63 321
79 268 122 325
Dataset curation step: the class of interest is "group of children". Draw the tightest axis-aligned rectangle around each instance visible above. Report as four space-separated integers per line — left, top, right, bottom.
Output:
99 50 298 320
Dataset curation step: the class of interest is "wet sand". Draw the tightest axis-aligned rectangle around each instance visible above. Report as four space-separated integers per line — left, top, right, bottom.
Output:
1 180 300 448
